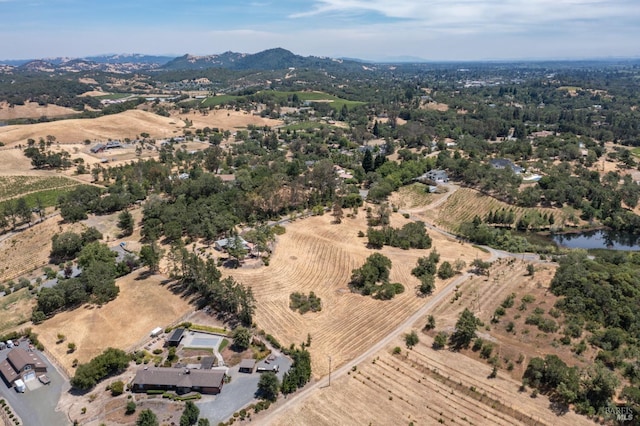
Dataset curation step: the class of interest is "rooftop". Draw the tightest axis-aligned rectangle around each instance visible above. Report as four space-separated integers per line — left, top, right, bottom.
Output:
133 367 225 389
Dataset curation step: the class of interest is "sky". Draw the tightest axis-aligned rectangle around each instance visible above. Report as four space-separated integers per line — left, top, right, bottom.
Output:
1 0 640 61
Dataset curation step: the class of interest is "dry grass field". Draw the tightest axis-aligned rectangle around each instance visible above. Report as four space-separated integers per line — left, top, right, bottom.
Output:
34 272 193 372
171 108 283 131
264 259 592 426
422 187 573 232
267 334 590 426
0 102 81 120
226 209 490 378
0 109 186 145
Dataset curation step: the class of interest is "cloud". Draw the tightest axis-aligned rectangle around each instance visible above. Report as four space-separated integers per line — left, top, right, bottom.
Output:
290 0 640 34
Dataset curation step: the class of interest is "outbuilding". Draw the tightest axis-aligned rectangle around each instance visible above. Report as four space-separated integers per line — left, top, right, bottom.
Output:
238 359 256 374
167 328 185 347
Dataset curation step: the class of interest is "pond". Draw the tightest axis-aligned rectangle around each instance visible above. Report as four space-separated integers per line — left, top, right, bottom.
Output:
552 229 640 251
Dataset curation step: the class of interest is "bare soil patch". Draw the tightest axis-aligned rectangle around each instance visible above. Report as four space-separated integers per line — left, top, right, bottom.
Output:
34 272 193 372
422 101 449 112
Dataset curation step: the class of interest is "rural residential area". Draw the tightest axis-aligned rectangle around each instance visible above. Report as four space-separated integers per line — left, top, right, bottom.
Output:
1 37 640 426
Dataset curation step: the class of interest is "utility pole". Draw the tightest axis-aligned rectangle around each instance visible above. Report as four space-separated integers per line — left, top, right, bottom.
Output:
328 356 332 387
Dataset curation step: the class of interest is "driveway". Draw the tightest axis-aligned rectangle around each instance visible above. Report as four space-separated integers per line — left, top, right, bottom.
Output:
197 355 292 424
0 347 70 426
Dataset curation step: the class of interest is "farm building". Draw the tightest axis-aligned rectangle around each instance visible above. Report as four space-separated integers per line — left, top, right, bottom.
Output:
489 158 524 174
238 359 256 374
167 328 186 347
131 367 225 394
105 141 122 149
0 348 48 385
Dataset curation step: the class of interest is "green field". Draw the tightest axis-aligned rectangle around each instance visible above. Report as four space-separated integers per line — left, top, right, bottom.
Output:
200 90 364 111
95 93 133 100
0 185 89 210
0 176 78 201
631 147 640 157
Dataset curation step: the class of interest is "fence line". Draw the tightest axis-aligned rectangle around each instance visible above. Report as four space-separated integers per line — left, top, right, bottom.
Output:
41 347 71 380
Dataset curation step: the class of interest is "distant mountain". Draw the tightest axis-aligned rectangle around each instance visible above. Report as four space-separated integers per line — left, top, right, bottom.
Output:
2 48 372 73
85 54 175 65
161 48 367 71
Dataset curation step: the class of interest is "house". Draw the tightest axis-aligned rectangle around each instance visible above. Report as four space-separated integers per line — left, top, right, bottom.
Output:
131 367 225 394
214 237 250 252
167 328 186 347
90 144 106 153
0 348 48 385
489 158 524 174
424 169 449 183
200 357 216 370
238 359 256 374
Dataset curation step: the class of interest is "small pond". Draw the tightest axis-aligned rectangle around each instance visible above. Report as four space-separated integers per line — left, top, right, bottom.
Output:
552 229 640 251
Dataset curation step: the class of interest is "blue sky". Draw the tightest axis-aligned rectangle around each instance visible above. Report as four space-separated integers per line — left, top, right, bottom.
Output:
1 0 639 61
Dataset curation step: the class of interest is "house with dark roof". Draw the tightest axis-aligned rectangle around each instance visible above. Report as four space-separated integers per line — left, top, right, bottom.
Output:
0 348 47 385
131 367 225 394
489 158 524 174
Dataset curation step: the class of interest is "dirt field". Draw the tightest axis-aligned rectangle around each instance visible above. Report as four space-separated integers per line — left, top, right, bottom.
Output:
171 108 283 131
225 209 490 379
267 333 590 426
264 258 592 426
0 110 186 145
0 102 80 120
34 272 193 372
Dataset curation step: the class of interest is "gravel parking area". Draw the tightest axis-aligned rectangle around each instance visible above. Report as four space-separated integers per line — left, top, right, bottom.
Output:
197 355 292 424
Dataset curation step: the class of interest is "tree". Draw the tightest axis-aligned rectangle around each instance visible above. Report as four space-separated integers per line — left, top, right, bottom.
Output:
136 409 159 426
437 261 455 279
425 315 436 331
433 332 448 349
527 263 535 276
118 211 134 236
362 149 374 173
332 199 344 224
257 371 280 401
140 241 164 273
180 401 200 426
450 308 479 350
405 330 419 349
197 420 211 426
126 401 136 415
231 326 251 351
67 342 76 353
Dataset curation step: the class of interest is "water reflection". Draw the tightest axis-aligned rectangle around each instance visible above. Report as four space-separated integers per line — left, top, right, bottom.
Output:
552 229 640 251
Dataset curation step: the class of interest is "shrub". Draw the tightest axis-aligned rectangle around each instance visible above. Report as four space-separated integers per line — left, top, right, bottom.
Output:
110 380 124 396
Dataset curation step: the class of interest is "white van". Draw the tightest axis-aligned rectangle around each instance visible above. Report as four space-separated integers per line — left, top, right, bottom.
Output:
14 379 26 393
6 340 14 348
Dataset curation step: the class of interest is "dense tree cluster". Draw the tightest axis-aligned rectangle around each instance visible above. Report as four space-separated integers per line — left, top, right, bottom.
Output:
412 250 440 295
50 227 102 263
281 346 312 394
349 253 404 300
70 347 130 390
289 291 322 314
366 221 432 250
168 247 255 326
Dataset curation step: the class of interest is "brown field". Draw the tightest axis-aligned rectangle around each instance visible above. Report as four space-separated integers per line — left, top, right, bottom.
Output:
267 333 590 426
225 209 490 378
264 259 592 426
170 108 283 131
34 272 193 372
422 187 574 233
0 109 186 145
0 102 81 120
422 101 449 112
0 215 87 283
